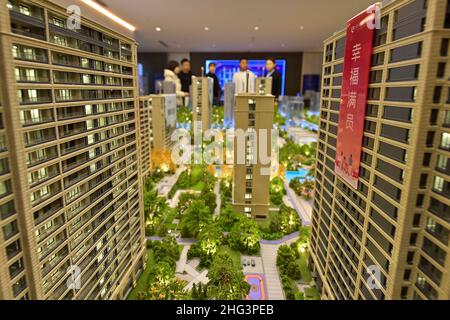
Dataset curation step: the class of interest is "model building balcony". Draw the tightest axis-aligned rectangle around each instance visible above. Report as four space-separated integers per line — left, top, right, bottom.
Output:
440 132 450 151
104 49 120 60
105 63 121 74
15 67 50 83
26 146 58 168
57 105 86 120
33 198 64 226
59 122 87 138
122 78 133 87
61 137 88 155
40 246 69 278
55 89 90 102
105 76 122 86
35 214 65 243
18 89 52 105
53 71 82 85
103 35 120 49
7 0 44 21
123 90 133 98
23 128 56 147
28 163 60 187
30 181 62 207
436 155 450 175
36 231 67 260
121 53 132 62
52 52 81 68
20 108 54 126
11 21 45 41
122 66 133 75
12 44 48 63
432 176 450 198
55 89 124 102
50 33 80 50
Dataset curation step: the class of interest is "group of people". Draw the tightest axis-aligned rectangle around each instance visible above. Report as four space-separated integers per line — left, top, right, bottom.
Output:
232 57 282 98
163 57 282 106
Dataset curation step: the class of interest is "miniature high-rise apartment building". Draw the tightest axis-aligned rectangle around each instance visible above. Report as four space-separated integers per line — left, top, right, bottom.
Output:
310 0 450 300
192 76 213 132
224 82 236 128
232 95 275 219
0 0 145 300
139 94 177 176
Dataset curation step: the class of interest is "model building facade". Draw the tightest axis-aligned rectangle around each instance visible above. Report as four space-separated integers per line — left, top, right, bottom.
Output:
233 94 275 219
139 94 176 176
310 0 450 300
0 0 145 300
192 76 213 132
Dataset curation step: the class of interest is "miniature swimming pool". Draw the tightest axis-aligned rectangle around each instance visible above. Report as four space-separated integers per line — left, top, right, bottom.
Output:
245 274 266 300
286 169 309 183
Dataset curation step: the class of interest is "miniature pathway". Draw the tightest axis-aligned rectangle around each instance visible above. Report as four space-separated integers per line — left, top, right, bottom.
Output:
169 189 201 208
260 235 299 300
284 180 312 226
156 166 184 197
176 245 209 291
213 181 221 218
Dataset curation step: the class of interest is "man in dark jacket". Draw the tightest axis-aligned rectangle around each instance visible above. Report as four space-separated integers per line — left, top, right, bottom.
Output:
266 58 282 98
178 58 194 94
206 62 223 106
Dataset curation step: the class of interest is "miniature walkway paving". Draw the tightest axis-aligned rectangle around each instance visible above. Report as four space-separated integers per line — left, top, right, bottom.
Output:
260 235 299 300
169 189 200 208
176 245 209 291
284 181 312 226
213 181 221 217
156 166 184 197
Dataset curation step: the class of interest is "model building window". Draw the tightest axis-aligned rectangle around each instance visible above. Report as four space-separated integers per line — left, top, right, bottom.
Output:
445 0 450 28
437 62 446 78
441 39 450 59
433 176 445 193
19 4 30 16
52 34 67 46
371 52 385 66
81 57 90 68
433 86 442 103
0 179 12 198
373 16 389 47
437 154 449 172
52 17 65 28
440 132 450 150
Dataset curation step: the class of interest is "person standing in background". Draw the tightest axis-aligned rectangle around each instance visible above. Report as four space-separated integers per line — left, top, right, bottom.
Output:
164 60 188 106
266 58 282 98
206 62 222 106
233 57 255 94
178 58 194 94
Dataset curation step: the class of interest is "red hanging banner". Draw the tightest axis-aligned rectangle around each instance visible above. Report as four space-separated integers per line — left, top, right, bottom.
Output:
335 4 379 189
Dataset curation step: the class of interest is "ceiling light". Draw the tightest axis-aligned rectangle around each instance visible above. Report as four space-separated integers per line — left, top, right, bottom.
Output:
156 27 161 32
204 27 210 31
300 26 305 30
254 26 259 31
281 43 286 48
81 0 136 31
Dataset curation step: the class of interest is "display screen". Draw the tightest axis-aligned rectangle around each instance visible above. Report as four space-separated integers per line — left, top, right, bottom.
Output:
205 60 286 96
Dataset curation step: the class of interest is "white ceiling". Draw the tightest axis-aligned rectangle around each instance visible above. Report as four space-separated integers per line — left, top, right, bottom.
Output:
94 0 376 52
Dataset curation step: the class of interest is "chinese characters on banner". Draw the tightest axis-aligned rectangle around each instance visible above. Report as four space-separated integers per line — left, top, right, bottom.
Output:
335 4 378 189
